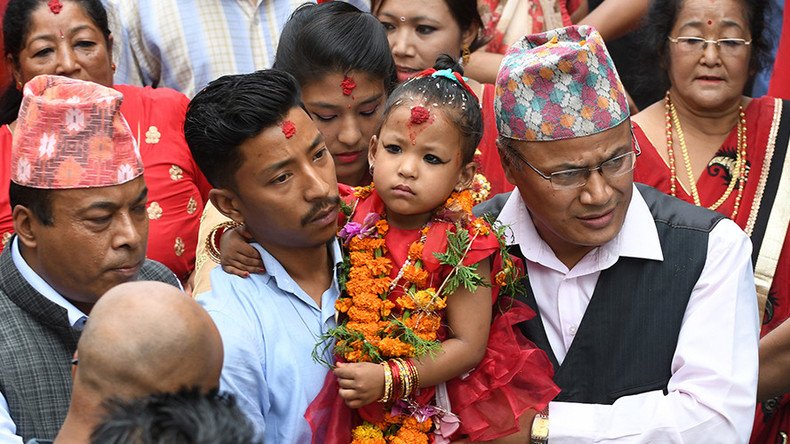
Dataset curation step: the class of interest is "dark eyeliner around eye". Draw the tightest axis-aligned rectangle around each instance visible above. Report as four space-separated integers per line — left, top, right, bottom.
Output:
423 154 444 165
384 144 401 154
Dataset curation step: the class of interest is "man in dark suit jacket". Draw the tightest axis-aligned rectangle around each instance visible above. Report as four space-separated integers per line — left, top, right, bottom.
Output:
0 75 179 443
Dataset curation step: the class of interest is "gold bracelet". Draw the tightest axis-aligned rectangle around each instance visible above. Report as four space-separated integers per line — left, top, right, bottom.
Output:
379 362 393 403
204 220 243 264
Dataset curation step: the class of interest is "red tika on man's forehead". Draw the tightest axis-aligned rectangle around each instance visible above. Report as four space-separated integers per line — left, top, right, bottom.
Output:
281 120 296 139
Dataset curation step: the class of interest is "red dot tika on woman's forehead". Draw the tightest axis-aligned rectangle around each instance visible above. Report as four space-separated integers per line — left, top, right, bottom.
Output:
281 120 296 139
48 0 63 14
707 19 713 25
409 106 431 125
340 76 357 96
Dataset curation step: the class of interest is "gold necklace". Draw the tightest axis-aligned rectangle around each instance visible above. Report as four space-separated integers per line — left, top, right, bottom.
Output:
664 92 748 219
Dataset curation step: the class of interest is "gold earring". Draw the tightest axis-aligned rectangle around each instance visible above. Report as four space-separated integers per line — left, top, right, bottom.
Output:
15 80 22 90
111 62 116 72
462 46 471 66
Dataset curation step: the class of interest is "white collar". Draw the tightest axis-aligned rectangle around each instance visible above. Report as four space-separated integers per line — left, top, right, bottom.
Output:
11 236 88 329
497 184 663 275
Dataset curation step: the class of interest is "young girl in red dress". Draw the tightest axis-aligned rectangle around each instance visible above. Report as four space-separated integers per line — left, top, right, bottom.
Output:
305 56 558 443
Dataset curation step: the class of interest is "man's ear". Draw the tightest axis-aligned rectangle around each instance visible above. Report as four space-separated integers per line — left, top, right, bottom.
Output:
209 189 245 225
12 205 38 250
497 139 518 185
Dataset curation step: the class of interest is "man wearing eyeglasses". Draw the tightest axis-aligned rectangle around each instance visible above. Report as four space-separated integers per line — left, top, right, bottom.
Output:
477 25 759 443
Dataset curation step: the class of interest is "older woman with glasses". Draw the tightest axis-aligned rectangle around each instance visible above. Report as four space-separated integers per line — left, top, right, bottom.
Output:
630 1 790 442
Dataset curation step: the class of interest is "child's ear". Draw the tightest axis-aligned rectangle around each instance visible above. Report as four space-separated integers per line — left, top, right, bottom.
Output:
455 161 477 191
367 135 379 169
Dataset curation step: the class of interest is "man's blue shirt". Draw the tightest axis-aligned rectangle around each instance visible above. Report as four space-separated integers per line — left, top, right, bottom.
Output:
198 241 341 443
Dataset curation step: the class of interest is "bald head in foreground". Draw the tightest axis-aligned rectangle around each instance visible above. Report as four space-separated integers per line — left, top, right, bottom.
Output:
52 281 223 444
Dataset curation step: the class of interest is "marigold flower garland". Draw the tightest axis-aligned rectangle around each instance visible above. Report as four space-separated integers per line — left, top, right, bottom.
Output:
317 184 524 443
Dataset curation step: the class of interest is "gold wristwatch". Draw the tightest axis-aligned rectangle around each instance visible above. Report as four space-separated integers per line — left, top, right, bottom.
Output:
530 407 549 444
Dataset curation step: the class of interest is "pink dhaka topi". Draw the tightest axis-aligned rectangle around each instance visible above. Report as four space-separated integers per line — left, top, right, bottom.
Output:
11 74 143 189
495 25 629 142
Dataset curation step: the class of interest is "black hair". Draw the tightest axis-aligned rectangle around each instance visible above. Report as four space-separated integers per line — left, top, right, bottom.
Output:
380 54 482 164
273 2 397 94
642 0 770 92
9 182 54 225
371 0 488 52
90 388 260 444
0 0 112 124
184 69 302 191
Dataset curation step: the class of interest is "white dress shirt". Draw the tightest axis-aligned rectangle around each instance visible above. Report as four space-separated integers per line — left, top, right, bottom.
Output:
0 237 89 444
498 185 759 443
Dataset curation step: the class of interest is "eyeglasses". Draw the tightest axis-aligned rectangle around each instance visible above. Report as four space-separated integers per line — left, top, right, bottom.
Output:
506 132 641 190
668 36 751 56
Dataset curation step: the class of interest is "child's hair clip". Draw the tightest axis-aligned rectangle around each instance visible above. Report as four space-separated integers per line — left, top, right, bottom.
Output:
413 68 479 102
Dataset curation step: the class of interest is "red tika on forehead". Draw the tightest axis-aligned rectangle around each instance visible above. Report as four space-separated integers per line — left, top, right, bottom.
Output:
340 76 357 96
281 120 296 139
410 106 431 125
48 0 63 13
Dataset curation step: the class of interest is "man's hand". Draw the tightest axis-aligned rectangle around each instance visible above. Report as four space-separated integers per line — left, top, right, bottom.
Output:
334 362 385 409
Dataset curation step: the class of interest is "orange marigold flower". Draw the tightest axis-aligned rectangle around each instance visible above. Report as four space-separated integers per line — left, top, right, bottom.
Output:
402 416 432 433
351 423 385 444
348 306 381 324
389 425 429 444
412 289 440 310
347 321 381 339
346 280 374 298
350 251 373 266
378 337 413 357
407 241 424 261
375 219 389 236
402 265 429 288
354 293 383 311
410 313 442 333
495 270 508 287
354 184 374 198
368 277 391 295
471 218 490 236
345 349 373 363
335 297 353 313
367 256 393 276
416 330 437 342
380 299 396 317
444 189 474 214
395 294 417 310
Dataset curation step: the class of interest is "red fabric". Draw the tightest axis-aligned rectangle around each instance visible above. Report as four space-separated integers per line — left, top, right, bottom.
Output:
478 0 573 55
0 125 12 248
769 3 790 99
447 301 558 441
306 189 558 441
632 97 790 442
478 84 514 197
107 85 210 282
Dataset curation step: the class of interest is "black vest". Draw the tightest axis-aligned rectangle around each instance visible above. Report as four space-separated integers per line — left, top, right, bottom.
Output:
0 239 180 442
476 184 725 404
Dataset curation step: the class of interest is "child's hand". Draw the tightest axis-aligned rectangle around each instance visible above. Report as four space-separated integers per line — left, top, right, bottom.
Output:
219 225 264 277
333 362 385 408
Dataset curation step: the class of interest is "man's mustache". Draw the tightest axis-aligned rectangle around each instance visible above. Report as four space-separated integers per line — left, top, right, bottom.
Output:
300 195 341 226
